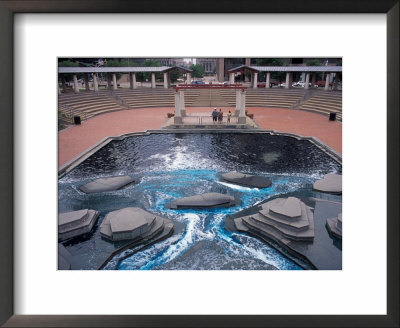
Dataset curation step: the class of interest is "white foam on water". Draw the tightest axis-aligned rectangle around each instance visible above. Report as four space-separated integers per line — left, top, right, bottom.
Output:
216 181 256 192
138 213 205 269
232 233 299 270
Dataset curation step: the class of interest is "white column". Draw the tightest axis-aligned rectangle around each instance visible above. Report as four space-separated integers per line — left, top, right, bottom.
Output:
93 74 99 92
179 90 185 116
112 73 117 90
186 73 191 84
73 74 79 93
252 72 258 88
285 72 292 89
324 73 330 91
174 91 182 123
235 89 241 116
265 72 271 88
304 72 310 90
132 73 137 89
238 90 246 124
229 73 234 84
163 72 169 89
151 72 156 88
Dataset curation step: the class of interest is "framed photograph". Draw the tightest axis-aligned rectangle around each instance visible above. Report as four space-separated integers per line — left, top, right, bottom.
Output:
1 1 398 327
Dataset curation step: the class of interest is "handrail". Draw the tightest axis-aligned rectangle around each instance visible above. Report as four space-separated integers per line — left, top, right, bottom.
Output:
293 89 313 108
109 91 130 109
175 83 246 91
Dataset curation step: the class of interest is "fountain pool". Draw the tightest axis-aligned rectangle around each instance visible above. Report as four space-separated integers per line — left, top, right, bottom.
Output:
59 132 342 270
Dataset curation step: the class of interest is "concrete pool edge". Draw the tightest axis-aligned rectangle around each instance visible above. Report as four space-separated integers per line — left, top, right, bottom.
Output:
58 129 342 178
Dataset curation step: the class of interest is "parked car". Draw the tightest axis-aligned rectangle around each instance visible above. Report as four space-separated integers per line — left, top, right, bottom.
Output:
257 79 280 88
315 80 333 87
292 81 304 87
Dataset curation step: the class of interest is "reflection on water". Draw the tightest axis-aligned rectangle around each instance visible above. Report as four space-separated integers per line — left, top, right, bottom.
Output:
59 133 341 270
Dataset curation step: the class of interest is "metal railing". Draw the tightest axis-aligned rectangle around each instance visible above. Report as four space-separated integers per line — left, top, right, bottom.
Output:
292 89 313 108
109 91 130 109
182 115 239 125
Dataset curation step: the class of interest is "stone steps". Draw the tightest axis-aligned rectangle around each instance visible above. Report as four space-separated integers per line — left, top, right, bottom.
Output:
58 209 100 241
235 197 315 242
59 88 342 122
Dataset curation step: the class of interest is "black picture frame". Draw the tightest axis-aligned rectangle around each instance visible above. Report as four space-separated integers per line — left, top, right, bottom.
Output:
1 1 398 327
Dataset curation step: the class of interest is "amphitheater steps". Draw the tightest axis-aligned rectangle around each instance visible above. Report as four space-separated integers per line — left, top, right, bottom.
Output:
298 90 342 121
113 89 177 108
59 91 127 121
188 89 230 107
58 88 342 122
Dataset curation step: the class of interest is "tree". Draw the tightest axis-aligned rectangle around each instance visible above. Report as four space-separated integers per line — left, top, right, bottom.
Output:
58 60 80 81
189 64 204 78
305 59 322 66
135 59 161 82
103 59 124 80
305 59 323 80
255 58 288 81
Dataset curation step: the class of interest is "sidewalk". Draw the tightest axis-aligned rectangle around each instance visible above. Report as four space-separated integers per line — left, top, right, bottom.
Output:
59 107 342 168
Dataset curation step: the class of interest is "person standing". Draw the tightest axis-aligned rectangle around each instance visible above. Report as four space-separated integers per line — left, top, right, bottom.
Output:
212 108 218 123
227 110 232 123
218 108 223 124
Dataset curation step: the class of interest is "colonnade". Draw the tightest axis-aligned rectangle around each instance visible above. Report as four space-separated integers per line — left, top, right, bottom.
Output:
59 70 192 94
228 71 339 91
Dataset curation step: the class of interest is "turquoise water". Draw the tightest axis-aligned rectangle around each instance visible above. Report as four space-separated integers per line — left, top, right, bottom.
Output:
103 169 313 270
59 133 341 270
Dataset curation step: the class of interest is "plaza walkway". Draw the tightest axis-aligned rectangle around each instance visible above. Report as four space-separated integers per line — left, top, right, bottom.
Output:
58 107 342 168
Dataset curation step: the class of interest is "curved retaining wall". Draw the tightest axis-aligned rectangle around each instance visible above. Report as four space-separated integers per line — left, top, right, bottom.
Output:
58 129 342 178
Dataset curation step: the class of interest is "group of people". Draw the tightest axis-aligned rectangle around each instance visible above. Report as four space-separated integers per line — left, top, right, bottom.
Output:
212 108 232 124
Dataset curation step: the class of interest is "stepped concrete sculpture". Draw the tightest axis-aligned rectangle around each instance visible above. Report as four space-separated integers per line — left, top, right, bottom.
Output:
326 213 342 239
221 171 272 188
313 173 342 194
58 209 100 241
79 175 134 194
100 207 168 242
58 244 73 270
234 197 314 242
168 192 237 209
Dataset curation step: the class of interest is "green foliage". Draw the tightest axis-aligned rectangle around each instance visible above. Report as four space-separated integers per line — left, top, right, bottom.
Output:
135 59 161 82
255 58 286 66
58 109 66 130
58 60 79 67
189 64 204 78
305 59 322 66
104 59 124 80
169 71 180 83
255 58 288 81
58 60 80 81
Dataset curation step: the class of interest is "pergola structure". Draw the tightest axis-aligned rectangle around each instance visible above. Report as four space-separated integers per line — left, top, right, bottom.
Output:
228 65 342 91
173 84 248 124
58 66 193 93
